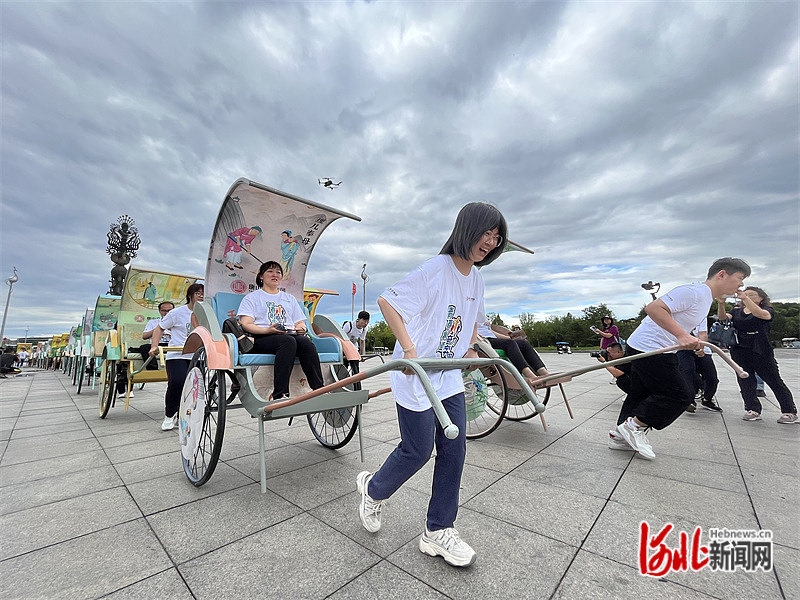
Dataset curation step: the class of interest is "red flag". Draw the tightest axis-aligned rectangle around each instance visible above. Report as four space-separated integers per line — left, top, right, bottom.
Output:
352 283 357 296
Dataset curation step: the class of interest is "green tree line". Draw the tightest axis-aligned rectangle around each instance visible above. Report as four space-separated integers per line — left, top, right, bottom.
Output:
364 301 799 351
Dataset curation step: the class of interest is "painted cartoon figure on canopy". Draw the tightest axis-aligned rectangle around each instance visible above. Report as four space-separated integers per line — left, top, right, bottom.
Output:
279 230 301 279
224 226 263 271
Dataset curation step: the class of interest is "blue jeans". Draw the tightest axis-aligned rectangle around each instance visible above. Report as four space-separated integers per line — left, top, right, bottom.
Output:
368 392 467 532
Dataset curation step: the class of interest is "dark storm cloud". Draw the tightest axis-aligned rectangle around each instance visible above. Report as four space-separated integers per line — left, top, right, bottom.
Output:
1 1 797 338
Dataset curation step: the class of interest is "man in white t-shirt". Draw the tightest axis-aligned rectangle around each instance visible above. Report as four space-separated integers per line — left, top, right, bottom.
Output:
138 302 174 370
611 257 750 461
342 311 370 391
342 311 370 355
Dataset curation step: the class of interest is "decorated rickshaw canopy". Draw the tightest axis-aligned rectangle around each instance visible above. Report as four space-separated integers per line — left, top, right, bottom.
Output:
205 178 360 302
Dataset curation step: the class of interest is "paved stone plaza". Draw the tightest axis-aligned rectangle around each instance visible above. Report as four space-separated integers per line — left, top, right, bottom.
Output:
1 350 798 599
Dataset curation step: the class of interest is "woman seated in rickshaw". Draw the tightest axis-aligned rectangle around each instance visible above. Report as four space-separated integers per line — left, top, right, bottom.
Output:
477 318 550 387
237 261 325 401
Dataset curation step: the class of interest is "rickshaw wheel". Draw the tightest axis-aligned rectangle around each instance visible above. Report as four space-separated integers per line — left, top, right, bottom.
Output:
306 362 360 449
181 347 226 487
307 408 359 449
76 357 86 394
504 385 550 421
464 363 508 440
99 359 116 419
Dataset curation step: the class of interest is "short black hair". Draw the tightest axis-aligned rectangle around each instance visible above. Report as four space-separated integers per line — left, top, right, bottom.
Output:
357 311 370 321
256 261 283 288
607 342 624 351
707 257 751 280
185 283 204 304
158 301 175 311
439 202 508 267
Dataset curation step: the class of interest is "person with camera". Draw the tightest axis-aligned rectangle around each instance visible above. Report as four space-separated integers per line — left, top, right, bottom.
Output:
593 342 630 393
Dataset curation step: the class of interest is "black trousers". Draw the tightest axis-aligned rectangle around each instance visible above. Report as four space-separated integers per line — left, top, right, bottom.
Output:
488 337 546 373
616 347 693 429
250 334 324 398
164 359 190 418
677 350 719 401
730 346 795 414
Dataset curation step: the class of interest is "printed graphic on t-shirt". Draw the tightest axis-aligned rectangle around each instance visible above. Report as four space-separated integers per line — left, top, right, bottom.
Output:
267 303 288 325
437 305 462 358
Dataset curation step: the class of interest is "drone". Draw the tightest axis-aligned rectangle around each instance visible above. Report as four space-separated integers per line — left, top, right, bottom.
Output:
318 178 342 190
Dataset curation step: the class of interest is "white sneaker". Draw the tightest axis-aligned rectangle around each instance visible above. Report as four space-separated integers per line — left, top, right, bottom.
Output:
742 410 762 421
356 471 382 533
419 527 477 567
161 416 176 431
118 391 134 398
608 430 633 451
616 417 655 460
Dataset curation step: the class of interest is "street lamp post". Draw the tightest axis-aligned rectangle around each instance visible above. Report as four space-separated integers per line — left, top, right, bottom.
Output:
360 264 368 313
1 267 19 346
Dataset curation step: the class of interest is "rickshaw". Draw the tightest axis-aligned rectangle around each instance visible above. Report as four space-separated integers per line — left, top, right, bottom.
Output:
74 307 94 394
89 294 120 397
179 178 546 491
98 268 201 418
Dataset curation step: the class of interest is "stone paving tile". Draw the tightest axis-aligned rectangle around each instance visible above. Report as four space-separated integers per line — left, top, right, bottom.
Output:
0 519 172 600
0 448 111 487
773 544 800 599
114 451 186 485
312 482 435 558
555 550 716 599
148 483 302 564
0 436 103 466
463 473 607 547
178 513 380 599
0 486 142 560
328 560 449 600
0 464 123 515
610 471 755 524
626 453 749 495
388 508 577 600
511 450 628 499
224 442 336 483
102 434 181 463
126 462 255 515
103 569 194 600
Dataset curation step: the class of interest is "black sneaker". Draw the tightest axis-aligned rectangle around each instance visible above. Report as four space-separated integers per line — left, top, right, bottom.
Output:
685 402 697 413
701 399 723 412
756 390 767 398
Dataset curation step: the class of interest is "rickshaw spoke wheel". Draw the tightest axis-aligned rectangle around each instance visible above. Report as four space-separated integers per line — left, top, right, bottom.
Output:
504 385 550 421
307 408 359 449
181 348 226 487
99 359 116 419
307 362 360 449
464 364 508 440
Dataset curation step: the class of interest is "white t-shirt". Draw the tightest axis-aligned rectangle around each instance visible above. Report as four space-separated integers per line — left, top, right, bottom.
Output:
692 321 712 355
237 289 306 329
380 254 485 411
144 317 171 344
158 305 194 360
342 321 367 344
627 282 713 353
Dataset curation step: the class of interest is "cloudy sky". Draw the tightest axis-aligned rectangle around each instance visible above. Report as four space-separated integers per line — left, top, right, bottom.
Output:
2 1 798 340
